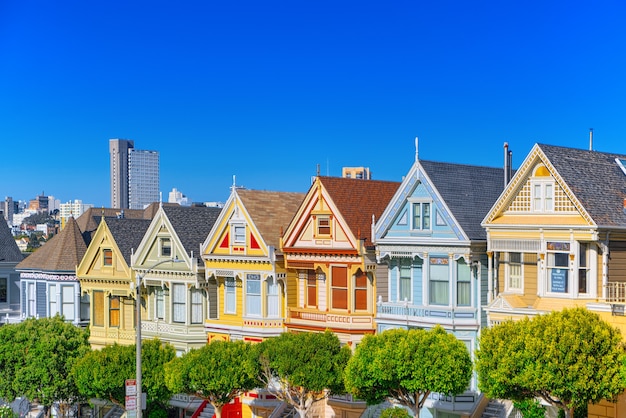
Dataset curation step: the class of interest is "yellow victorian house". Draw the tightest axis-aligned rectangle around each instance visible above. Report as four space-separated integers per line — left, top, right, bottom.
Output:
77 215 152 348
482 143 626 418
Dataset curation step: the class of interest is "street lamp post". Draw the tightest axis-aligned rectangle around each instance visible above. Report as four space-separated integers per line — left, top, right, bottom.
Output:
135 258 180 418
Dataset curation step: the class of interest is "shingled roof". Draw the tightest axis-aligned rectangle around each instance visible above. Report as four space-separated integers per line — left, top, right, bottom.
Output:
420 160 506 241
0 220 23 263
237 189 305 251
104 218 153 264
161 205 222 260
538 143 626 228
16 216 87 273
319 176 401 247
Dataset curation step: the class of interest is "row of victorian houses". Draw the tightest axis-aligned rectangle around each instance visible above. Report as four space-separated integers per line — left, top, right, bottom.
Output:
3 141 626 418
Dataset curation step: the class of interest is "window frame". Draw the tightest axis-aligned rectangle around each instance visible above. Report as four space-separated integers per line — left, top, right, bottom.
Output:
545 241 570 295
505 252 524 293
172 283 187 323
354 271 368 311
306 270 317 308
233 225 246 244
93 290 104 326
398 259 412 302
531 180 555 212
0 277 6 304
103 249 113 266
160 237 172 257
266 279 280 317
456 259 471 307
245 274 262 317
331 266 348 310
428 256 449 306
109 295 120 327
48 283 57 317
155 287 165 320
224 277 237 314
317 216 331 236
190 287 203 324
411 200 432 231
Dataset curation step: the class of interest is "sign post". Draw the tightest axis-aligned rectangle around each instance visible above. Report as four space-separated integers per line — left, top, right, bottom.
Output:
126 379 137 418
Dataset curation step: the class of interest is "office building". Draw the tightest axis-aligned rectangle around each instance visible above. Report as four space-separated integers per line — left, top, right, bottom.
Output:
110 139 160 209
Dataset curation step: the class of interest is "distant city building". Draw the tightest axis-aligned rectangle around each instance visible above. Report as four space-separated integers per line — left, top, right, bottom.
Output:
342 166 371 180
109 139 160 210
3 197 15 224
168 188 191 206
59 200 94 228
26 194 59 214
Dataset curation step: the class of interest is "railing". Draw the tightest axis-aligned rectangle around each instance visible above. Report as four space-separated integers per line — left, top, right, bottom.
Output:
287 308 373 327
376 302 478 322
605 282 626 303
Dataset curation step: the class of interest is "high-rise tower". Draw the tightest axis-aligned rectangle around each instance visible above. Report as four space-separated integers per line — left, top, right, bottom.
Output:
109 139 160 209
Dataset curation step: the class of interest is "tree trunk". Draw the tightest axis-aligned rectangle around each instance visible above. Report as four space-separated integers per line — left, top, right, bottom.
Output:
214 404 223 418
295 407 307 418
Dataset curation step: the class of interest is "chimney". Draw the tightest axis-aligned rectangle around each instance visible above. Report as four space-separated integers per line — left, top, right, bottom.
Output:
504 143 513 186
589 128 593 151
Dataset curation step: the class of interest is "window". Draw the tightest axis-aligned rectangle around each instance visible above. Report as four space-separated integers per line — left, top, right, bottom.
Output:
457 259 471 306
578 243 590 294
191 288 203 324
547 242 569 293
267 280 279 317
160 238 172 257
234 226 245 243
399 259 411 302
532 182 554 212
331 266 348 310
306 271 317 307
317 217 331 236
27 282 36 317
507 252 523 291
354 272 368 311
81 293 90 321
225 277 236 314
429 257 449 305
93 291 104 326
412 202 431 230
155 288 165 320
246 274 261 316
62 285 75 320
49 284 57 316
173 283 186 323
109 296 120 327
0 278 7 303
103 249 113 266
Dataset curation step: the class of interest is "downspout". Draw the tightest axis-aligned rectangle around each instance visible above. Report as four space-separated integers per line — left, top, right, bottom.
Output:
487 251 493 303
602 232 610 299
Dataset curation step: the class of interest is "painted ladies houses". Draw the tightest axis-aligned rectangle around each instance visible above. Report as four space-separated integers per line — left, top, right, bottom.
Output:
15 216 90 325
76 215 152 348
0 219 24 324
281 175 400 346
201 187 305 343
482 143 626 418
373 142 509 418
131 203 222 355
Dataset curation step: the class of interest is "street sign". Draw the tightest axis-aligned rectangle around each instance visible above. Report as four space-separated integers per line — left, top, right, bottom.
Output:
125 395 137 410
126 379 137 396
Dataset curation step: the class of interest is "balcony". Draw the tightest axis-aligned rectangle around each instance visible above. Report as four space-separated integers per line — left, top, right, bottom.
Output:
287 307 374 330
605 282 626 304
376 301 479 329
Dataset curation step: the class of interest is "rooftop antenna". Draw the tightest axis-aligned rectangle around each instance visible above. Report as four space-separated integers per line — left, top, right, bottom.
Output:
317 164 320 177
589 128 593 151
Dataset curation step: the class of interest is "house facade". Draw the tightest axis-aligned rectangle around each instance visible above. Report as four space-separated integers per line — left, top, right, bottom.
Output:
0 219 24 324
132 204 222 355
373 144 508 418
482 143 626 418
76 216 152 348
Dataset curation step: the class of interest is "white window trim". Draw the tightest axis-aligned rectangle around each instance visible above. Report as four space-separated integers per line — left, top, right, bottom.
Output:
504 252 524 294
408 198 433 231
397 260 412 303
540 241 597 299
224 277 237 314
530 179 555 213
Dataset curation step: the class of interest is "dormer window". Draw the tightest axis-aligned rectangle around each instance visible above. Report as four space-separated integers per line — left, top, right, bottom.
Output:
233 225 246 243
160 238 172 257
103 249 113 266
412 202 431 230
531 164 554 212
317 216 331 236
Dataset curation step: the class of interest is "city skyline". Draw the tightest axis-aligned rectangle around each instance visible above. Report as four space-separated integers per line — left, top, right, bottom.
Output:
3 1 626 207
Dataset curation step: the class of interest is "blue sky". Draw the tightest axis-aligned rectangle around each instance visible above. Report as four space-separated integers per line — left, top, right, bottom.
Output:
2 1 626 207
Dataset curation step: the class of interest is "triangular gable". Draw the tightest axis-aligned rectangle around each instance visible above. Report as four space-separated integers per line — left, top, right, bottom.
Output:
282 177 358 251
202 189 269 258
375 160 468 243
483 144 594 227
131 205 192 272
77 218 132 280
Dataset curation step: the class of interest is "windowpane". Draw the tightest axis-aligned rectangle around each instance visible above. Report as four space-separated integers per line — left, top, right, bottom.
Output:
246 274 261 316
429 258 449 305
103 249 113 266
93 291 104 326
318 217 331 235
28 283 36 317
422 203 431 229
109 296 120 327
234 226 245 243
306 271 317 307
267 281 279 317
155 288 164 319
161 238 171 257
399 261 411 302
173 283 186 322
0 278 6 303
62 285 75 320
578 243 589 294
508 252 523 290
49 284 57 316
225 277 236 313
355 272 368 311
191 288 203 324
332 267 348 310
457 260 471 306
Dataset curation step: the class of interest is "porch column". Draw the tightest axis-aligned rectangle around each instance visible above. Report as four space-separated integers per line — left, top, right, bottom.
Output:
487 251 493 303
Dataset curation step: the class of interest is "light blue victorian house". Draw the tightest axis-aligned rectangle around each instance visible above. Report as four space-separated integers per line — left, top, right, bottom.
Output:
373 140 510 418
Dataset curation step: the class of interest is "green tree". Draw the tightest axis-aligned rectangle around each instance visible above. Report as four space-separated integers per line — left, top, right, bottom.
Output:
257 330 351 418
476 308 626 418
344 326 472 418
72 339 175 415
164 340 260 418
379 407 411 418
0 316 91 417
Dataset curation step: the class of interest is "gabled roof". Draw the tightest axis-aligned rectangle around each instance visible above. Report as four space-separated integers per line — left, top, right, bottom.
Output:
420 160 506 240
318 176 401 246
104 218 152 264
161 205 222 257
237 189 305 250
16 216 87 273
538 143 626 227
0 220 23 263
75 206 150 245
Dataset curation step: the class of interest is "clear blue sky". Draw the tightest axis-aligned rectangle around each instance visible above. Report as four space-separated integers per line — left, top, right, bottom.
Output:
2 0 626 208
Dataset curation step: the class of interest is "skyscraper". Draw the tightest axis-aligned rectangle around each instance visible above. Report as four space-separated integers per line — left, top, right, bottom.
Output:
109 139 160 209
